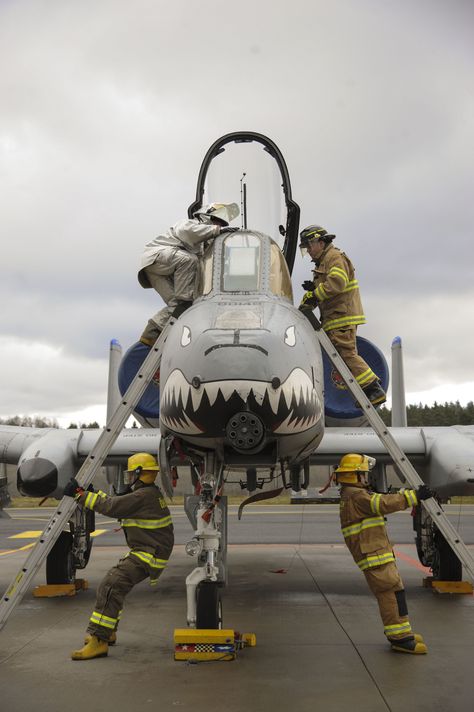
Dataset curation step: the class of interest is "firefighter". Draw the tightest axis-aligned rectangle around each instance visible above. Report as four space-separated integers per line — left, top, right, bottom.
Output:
334 452 432 654
64 452 174 661
138 202 240 346
298 225 386 406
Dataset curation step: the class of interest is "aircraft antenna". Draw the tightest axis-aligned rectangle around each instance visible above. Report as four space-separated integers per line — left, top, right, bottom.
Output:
240 173 248 229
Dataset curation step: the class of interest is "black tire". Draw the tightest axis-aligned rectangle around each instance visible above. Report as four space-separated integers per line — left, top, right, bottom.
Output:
413 506 431 567
290 464 301 492
246 468 257 493
46 531 76 584
433 531 462 581
196 582 222 629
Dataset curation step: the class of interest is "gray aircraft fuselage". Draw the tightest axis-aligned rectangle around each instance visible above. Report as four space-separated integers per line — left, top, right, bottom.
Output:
159 230 324 466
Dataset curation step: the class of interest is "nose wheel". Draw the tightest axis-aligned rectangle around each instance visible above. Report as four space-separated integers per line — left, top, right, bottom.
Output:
196 581 223 629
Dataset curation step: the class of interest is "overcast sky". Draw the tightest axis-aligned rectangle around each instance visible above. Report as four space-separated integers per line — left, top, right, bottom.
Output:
1 0 473 427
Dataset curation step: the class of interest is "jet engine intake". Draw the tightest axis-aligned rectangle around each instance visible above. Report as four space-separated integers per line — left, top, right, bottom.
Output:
16 431 77 499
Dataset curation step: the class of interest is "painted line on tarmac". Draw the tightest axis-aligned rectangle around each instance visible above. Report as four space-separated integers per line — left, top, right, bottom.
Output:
0 543 35 556
9 530 43 539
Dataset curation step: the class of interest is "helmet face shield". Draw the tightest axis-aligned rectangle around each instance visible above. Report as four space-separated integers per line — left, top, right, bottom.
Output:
300 242 315 258
123 466 142 486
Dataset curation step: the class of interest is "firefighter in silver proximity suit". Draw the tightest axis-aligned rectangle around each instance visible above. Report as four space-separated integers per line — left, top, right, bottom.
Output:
138 202 240 346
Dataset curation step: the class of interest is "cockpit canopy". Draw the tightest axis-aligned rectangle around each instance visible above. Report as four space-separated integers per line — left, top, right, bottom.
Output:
199 231 293 300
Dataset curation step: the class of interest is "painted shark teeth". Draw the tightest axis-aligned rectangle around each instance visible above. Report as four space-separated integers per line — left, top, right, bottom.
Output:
160 367 321 436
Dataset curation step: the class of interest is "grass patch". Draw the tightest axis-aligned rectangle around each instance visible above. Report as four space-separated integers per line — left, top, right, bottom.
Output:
9 497 58 508
9 494 294 508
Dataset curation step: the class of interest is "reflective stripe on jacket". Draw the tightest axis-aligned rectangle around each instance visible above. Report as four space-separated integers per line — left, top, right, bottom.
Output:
76 481 174 571
311 244 366 332
339 485 417 571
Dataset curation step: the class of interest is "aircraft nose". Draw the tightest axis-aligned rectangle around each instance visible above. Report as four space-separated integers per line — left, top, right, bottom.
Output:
17 458 58 497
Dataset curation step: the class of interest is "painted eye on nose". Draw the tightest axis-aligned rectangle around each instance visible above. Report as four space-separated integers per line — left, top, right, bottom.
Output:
181 326 191 347
284 326 296 346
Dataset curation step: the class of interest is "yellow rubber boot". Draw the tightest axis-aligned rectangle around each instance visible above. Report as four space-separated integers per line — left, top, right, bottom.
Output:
71 635 108 660
390 636 427 655
84 631 116 646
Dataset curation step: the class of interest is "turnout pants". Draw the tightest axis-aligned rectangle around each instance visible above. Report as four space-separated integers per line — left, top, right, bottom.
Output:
86 555 164 641
143 246 199 331
364 562 413 640
326 327 377 388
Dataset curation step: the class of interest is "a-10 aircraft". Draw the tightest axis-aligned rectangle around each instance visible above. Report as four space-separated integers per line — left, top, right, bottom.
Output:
1 132 474 628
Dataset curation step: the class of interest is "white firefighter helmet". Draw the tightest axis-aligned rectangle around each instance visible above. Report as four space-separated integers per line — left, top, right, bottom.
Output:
193 202 240 226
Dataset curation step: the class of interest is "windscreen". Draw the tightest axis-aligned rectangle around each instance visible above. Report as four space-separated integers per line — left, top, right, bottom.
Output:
222 234 261 291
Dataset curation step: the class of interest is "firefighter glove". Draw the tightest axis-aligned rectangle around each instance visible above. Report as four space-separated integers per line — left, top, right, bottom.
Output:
416 484 433 501
301 280 315 291
220 226 239 234
63 478 83 498
300 290 318 308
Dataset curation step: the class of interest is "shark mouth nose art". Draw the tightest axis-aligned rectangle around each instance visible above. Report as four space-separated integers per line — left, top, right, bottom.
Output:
160 368 322 437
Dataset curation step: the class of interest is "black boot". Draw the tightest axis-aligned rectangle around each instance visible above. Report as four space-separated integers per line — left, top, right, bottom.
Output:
362 379 387 406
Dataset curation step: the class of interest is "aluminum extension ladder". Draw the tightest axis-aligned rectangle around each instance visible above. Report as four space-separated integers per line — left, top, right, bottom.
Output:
303 310 474 583
0 320 174 632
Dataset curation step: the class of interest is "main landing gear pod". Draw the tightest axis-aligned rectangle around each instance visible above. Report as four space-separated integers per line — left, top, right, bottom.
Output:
323 336 389 426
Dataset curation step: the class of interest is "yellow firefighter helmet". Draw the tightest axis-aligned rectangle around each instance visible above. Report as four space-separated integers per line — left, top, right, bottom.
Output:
334 453 375 484
125 452 159 485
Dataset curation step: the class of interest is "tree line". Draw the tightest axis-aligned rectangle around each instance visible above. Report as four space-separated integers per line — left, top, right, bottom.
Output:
2 404 473 429
0 416 99 429
378 401 474 426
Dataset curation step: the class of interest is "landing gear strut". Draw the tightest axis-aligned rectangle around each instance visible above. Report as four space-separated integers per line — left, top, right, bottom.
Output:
184 460 227 628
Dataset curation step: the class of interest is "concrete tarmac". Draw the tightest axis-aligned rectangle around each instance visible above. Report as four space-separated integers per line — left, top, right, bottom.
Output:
1 513 474 711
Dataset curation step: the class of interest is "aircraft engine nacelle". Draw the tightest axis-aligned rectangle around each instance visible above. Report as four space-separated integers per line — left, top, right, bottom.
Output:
323 336 389 427
425 428 474 497
17 430 78 498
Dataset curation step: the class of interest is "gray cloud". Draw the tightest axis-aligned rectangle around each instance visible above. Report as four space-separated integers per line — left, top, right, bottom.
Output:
1 0 473 420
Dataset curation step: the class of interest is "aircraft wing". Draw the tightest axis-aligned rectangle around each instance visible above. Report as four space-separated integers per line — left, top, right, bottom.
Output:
0 424 161 465
314 425 474 497
2 422 474 499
